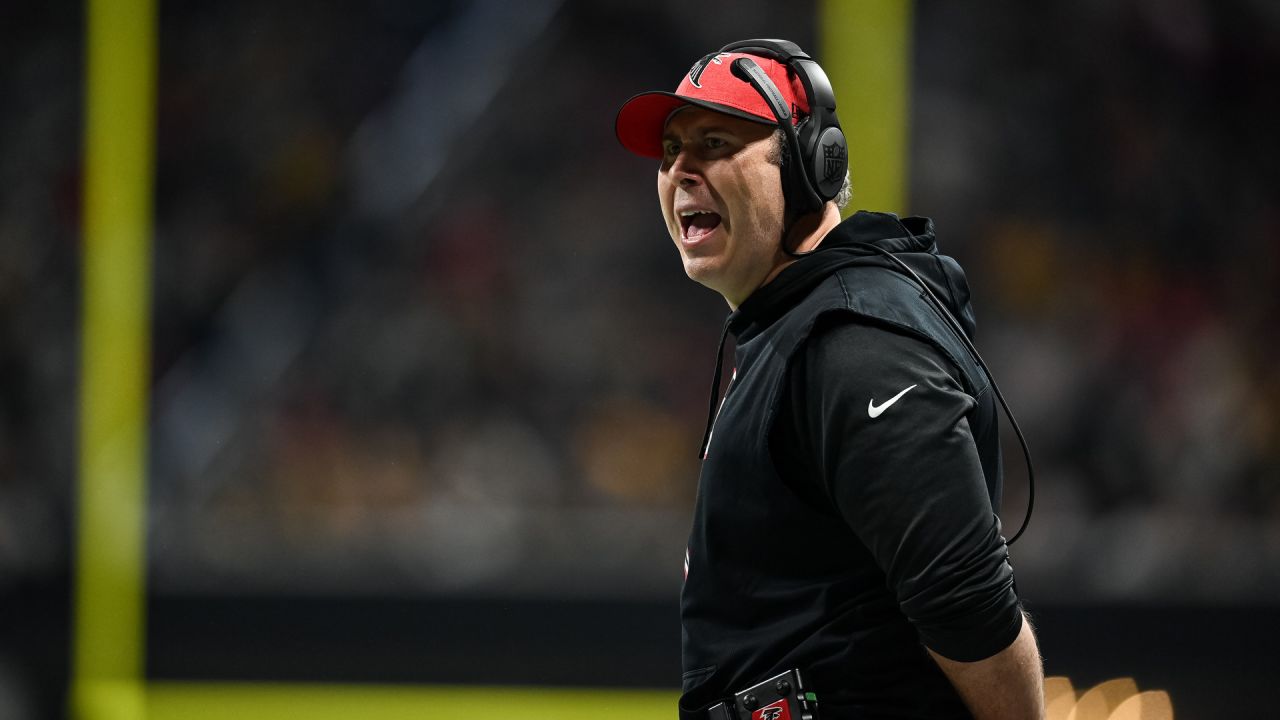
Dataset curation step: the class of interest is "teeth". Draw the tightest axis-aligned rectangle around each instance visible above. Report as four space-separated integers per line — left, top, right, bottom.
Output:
680 210 711 217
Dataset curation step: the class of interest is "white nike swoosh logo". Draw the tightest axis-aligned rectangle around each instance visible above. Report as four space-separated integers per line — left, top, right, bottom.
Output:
868 384 917 418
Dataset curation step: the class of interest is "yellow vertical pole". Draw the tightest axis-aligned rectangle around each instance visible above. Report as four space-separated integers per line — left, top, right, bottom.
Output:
819 0 914 215
75 0 157 716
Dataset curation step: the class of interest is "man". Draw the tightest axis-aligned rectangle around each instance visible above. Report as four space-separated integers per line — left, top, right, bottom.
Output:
615 40 1044 719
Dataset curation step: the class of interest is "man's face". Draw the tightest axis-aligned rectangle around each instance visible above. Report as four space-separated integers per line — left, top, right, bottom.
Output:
657 107 786 308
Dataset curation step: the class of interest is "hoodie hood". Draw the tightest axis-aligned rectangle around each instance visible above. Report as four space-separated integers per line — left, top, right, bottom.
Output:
728 211 978 344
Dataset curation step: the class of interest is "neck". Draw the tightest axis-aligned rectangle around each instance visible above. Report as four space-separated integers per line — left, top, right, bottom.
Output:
725 203 843 310
784 203 843 254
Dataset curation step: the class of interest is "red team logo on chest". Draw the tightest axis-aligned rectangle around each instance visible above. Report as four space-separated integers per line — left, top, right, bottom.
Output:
752 699 790 720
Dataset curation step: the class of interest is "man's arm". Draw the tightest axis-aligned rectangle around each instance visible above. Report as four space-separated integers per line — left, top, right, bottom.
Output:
781 319 1043 709
928 612 1044 720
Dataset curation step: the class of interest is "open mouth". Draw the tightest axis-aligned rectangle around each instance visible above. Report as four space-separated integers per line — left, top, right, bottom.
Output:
679 210 723 240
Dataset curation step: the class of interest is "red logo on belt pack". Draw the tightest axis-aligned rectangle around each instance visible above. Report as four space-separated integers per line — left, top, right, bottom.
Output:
752 699 789 720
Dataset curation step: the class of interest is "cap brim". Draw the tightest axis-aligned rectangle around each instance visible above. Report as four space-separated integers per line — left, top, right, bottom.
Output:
615 91 775 159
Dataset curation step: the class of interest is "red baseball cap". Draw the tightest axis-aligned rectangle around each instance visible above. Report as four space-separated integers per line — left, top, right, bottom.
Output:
615 51 809 159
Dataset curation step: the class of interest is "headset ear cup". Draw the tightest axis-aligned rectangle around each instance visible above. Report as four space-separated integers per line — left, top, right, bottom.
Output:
719 39 845 210
810 126 848 202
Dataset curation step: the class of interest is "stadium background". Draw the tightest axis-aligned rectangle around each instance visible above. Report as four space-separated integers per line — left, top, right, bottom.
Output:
1 0 1278 717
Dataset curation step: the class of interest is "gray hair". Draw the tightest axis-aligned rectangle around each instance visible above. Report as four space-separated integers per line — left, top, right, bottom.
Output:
771 129 853 211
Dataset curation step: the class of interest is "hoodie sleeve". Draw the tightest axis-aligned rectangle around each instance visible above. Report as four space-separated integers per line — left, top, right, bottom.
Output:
773 315 1023 662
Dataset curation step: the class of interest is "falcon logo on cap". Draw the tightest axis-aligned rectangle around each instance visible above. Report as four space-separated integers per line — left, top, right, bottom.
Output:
688 53 728 88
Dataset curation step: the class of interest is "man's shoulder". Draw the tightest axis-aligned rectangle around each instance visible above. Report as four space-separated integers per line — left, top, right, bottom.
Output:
787 262 987 397
780 262 946 338
799 312 961 383
786 261 922 311
763 263 908 352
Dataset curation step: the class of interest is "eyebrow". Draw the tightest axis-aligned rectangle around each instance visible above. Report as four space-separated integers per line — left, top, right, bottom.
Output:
661 125 736 143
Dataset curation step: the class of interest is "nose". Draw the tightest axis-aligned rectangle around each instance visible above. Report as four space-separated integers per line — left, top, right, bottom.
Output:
667 149 702 187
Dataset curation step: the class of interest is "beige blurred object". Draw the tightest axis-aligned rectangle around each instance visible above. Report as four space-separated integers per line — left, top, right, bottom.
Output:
574 394 698 505
1108 691 1173 720
1044 676 1077 720
1066 678 1139 720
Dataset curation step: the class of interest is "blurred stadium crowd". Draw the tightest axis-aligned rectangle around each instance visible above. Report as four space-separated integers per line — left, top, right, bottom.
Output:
1 0 1277 635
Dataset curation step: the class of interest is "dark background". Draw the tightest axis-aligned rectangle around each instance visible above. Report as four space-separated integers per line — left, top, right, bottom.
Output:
1 0 1278 717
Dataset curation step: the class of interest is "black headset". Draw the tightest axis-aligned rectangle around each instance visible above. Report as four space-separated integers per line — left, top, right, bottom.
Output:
717 38 849 216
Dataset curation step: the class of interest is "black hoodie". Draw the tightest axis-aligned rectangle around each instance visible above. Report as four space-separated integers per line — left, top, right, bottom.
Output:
679 212 1022 719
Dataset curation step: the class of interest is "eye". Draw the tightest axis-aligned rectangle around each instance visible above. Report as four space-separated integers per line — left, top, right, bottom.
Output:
662 140 681 159
705 136 727 150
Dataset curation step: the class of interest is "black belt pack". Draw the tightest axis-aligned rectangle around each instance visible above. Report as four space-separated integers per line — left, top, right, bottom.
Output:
707 668 820 720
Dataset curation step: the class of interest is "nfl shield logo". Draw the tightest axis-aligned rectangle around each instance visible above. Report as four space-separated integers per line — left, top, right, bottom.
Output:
822 141 847 186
